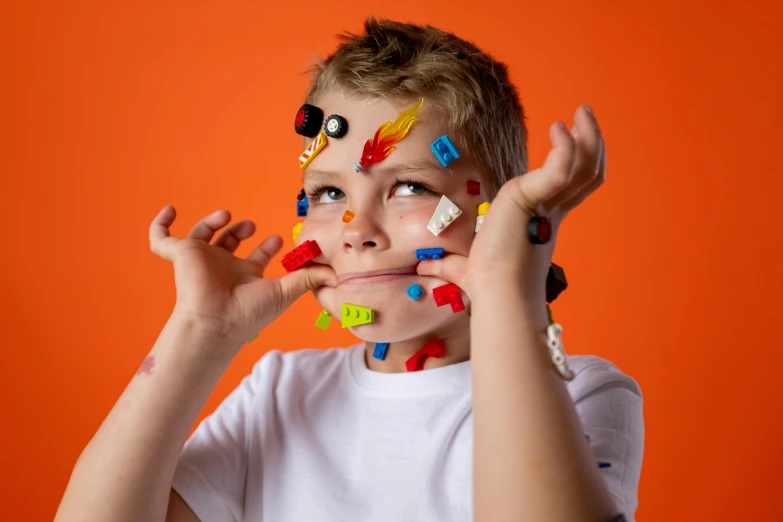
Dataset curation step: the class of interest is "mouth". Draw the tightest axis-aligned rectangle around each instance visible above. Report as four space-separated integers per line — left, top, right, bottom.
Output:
338 264 419 285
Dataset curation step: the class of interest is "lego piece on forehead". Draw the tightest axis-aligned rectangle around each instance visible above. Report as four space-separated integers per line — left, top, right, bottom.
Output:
295 104 324 138
324 114 348 138
358 97 424 170
299 131 328 169
430 135 460 167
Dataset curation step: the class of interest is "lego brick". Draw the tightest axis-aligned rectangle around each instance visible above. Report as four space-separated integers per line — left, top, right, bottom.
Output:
405 339 446 372
281 240 321 273
406 283 424 300
341 303 375 328
324 114 348 138
477 202 490 216
474 214 485 233
432 283 464 313
342 210 354 223
427 195 462 236
292 222 302 242
415 247 444 260
373 342 389 360
546 262 568 303
430 135 460 167
297 199 308 217
295 104 324 138
299 131 328 169
528 216 552 244
467 180 480 195
314 310 332 330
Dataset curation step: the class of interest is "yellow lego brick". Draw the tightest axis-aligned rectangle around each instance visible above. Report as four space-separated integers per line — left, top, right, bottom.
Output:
292 222 302 242
477 202 490 216
341 303 374 328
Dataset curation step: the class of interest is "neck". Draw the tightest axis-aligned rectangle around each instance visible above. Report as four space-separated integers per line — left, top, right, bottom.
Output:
362 320 471 373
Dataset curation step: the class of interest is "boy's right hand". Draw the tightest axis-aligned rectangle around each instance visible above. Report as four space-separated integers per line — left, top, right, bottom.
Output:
149 206 336 345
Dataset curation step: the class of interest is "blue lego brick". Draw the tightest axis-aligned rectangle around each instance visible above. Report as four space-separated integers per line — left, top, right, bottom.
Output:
296 199 309 217
430 135 460 167
415 247 444 260
373 342 389 360
406 283 424 301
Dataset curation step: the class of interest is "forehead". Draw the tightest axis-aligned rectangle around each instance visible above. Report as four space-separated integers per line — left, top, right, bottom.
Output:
301 90 450 182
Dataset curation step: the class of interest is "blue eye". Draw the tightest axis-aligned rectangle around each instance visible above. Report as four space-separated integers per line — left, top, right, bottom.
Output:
393 182 432 197
316 187 346 203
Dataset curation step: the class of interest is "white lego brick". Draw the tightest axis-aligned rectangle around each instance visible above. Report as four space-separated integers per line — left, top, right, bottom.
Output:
427 195 463 236
475 214 485 233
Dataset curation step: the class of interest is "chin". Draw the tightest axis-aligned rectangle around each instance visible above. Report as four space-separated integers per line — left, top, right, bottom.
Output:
313 282 466 341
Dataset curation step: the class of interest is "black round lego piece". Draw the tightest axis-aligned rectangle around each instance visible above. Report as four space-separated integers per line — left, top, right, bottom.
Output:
295 104 324 138
527 216 552 244
323 114 348 138
297 188 306 201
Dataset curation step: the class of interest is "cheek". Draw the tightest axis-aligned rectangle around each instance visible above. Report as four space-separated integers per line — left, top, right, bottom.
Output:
392 204 476 257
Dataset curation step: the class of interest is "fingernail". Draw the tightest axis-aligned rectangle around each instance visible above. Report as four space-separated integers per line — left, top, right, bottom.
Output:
557 121 567 131
584 105 594 116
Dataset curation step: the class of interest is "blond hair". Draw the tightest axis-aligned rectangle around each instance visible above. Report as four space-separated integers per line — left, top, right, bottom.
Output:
303 17 528 198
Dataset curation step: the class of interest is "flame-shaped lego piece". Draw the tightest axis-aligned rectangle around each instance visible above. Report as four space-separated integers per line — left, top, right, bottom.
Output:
358 97 424 169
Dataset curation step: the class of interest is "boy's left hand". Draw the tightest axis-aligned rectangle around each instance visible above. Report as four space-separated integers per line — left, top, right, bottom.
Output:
417 104 606 304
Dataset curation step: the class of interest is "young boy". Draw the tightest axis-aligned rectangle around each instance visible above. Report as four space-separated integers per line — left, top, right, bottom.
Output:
55 18 643 522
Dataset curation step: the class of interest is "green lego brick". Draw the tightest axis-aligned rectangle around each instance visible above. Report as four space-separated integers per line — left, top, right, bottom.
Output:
341 303 374 328
315 310 332 330
546 304 554 325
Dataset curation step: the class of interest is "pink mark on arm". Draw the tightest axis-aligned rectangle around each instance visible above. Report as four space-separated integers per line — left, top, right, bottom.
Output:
136 355 156 376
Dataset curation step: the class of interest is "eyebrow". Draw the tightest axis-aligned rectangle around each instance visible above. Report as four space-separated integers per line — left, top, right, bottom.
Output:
302 157 448 185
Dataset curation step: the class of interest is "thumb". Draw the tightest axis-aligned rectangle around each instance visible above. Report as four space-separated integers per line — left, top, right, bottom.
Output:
278 263 338 306
416 254 469 289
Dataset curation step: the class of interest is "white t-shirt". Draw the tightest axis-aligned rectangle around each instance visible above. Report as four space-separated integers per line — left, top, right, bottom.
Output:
172 343 644 522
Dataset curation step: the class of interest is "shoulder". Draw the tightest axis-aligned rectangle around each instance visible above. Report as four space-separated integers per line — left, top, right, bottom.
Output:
565 354 643 404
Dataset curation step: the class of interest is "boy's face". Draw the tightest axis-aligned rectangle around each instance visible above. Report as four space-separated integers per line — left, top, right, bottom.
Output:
299 90 486 343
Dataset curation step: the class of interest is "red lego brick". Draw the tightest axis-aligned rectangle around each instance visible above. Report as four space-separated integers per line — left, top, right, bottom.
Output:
432 283 464 312
281 240 322 273
405 339 446 372
467 180 480 195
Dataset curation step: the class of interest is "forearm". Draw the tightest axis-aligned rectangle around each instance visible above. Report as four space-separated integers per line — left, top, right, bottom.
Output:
55 313 243 522
471 285 618 522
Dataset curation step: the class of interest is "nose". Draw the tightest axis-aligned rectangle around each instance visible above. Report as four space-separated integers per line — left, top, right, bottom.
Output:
340 211 390 252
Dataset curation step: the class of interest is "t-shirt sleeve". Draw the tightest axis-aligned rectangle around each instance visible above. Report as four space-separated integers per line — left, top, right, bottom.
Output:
171 349 280 522
569 357 645 522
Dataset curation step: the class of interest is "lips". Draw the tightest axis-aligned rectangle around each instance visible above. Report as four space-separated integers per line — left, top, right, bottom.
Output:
338 264 419 285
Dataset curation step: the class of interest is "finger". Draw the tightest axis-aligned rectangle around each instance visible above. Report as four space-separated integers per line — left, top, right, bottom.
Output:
185 209 232 243
416 254 469 289
278 263 338 306
561 133 607 211
246 234 284 272
149 205 180 261
506 120 577 214
213 220 256 254
549 105 604 210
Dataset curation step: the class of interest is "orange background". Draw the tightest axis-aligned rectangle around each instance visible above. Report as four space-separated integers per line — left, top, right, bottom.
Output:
1 1 781 520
